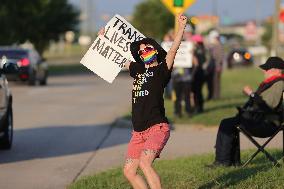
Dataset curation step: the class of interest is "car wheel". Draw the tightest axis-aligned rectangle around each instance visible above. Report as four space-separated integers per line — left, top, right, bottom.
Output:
39 70 48 86
28 70 36 86
0 105 13 150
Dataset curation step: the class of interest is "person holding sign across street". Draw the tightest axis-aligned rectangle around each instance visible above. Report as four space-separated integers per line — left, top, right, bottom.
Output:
98 13 187 189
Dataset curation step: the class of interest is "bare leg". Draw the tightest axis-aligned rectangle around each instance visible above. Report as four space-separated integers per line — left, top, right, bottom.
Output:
123 158 148 189
139 150 162 189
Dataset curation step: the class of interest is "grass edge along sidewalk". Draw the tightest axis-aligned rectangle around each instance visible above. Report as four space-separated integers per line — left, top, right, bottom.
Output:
69 149 284 189
48 64 89 75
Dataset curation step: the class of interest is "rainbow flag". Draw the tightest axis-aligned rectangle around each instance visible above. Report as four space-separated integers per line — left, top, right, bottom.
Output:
141 50 157 64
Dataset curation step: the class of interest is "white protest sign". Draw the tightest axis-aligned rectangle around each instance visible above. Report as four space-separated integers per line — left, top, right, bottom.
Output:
80 14 145 83
161 41 194 68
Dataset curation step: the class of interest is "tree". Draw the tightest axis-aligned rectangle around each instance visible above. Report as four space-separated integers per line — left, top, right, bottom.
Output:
0 0 79 55
131 0 175 41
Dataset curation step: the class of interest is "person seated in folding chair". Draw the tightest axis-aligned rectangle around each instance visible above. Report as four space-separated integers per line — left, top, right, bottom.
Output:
209 56 284 167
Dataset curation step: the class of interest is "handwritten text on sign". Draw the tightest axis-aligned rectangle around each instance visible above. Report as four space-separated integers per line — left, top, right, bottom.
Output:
80 15 145 83
161 41 193 68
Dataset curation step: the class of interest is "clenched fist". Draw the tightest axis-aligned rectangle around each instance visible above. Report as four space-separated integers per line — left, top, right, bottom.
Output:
178 13 187 30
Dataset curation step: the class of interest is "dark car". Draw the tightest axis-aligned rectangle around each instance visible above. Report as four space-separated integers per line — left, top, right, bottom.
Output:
0 62 18 149
227 49 254 69
0 47 48 85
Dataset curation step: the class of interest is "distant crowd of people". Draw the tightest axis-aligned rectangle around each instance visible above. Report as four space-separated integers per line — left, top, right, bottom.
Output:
163 26 224 117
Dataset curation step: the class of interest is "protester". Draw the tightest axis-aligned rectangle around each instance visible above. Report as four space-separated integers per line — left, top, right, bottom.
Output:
192 34 206 113
100 14 188 188
172 67 192 117
171 25 195 117
206 30 224 100
163 33 173 42
209 57 284 167
163 33 174 100
183 24 193 41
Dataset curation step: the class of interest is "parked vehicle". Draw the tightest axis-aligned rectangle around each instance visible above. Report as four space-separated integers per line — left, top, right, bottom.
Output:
227 49 254 69
0 47 48 85
0 62 18 149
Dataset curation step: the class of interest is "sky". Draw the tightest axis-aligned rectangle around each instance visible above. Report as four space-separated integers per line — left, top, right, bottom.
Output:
69 0 275 31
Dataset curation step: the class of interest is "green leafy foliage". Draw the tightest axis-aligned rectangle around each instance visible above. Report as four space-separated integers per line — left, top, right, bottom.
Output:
0 0 79 55
131 0 175 41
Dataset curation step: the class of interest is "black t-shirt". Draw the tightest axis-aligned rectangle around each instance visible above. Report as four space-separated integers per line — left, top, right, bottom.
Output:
129 61 172 132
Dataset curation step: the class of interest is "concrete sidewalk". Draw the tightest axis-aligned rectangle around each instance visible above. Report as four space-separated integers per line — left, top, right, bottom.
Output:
79 120 284 178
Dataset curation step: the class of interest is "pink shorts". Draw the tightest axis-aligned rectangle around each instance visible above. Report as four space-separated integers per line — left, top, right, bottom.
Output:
126 123 170 159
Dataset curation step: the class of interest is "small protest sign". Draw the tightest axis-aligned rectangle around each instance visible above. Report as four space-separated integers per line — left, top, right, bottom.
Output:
161 41 193 68
80 14 145 83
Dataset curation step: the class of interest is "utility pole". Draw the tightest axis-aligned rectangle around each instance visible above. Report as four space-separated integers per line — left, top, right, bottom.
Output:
80 0 88 35
213 0 219 28
88 0 95 39
255 0 261 46
272 0 281 56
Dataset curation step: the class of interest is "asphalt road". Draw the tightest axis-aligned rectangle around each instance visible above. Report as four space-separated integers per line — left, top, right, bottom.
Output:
0 73 133 189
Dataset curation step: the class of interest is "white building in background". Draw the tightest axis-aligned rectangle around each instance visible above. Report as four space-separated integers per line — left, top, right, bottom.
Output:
194 15 220 34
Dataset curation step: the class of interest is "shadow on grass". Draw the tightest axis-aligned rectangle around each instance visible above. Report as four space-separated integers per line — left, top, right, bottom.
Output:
198 151 283 189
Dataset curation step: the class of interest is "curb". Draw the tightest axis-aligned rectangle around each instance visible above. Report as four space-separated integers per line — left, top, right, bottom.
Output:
113 118 132 129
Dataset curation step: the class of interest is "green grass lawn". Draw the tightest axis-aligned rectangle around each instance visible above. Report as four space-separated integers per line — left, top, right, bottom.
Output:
69 150 284 189
165 67 264 126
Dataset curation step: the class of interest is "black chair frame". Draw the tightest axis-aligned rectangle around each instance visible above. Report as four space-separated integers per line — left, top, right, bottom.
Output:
236 124 284 167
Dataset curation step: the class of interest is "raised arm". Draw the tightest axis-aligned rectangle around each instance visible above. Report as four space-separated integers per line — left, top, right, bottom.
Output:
165 14 187 70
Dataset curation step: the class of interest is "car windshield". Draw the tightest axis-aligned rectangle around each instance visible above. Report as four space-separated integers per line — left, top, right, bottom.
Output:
0 50 27 59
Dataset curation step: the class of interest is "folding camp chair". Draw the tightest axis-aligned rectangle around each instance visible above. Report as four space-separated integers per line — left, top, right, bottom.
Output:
235 123 284 167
